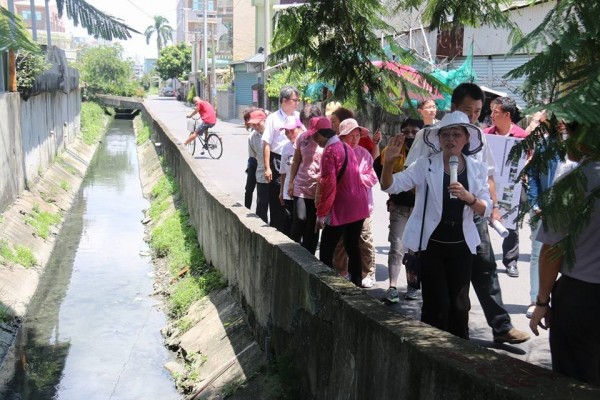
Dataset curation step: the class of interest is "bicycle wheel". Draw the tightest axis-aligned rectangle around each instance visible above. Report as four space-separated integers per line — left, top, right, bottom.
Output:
186 133 196 155
206 134 223 159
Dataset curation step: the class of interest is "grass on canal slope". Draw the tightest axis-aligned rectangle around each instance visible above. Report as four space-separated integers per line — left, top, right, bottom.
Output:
134 116 151 145
80 102 109 145
0 240 37 268
23 204 61 240
147 173 225 318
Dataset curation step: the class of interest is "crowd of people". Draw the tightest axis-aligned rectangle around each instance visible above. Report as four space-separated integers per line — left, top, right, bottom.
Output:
235 83 599 387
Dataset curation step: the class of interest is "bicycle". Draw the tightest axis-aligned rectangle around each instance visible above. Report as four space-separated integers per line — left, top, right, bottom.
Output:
185 117 223 159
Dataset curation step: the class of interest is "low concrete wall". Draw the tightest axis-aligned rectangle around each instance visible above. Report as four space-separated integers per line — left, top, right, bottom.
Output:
141 105 599 399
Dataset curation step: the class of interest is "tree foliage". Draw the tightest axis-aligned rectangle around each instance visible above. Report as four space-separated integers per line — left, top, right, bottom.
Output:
55 0 138 40
155 43 191 81
16 50 50 94
75 44 136 97
270 0 426 113
504 0 600 266
144 15 173 57
0 6 40 53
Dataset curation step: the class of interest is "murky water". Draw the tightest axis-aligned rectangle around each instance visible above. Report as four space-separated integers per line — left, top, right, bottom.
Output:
0 120 181 399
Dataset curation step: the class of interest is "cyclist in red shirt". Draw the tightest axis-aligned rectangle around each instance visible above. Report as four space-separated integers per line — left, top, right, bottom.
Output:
184 96 217 147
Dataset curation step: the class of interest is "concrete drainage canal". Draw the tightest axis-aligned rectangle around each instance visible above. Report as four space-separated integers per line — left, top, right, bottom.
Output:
0 119 181 399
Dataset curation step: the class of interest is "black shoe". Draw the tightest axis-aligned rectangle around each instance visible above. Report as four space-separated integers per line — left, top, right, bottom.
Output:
506 265 519 278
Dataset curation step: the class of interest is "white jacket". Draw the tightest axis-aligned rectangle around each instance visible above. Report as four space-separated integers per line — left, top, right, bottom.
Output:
384 152 492 254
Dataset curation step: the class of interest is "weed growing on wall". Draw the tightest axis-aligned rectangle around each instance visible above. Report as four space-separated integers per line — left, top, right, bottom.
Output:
0 240 37 268
134 116 152 145
80 102 109 145
23 204 61 239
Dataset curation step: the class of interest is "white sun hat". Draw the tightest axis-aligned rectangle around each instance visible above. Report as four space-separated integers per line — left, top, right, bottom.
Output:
423 111 484 155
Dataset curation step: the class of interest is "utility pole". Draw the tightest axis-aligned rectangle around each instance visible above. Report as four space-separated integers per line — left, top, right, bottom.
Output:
45 0 51 46
211 25 217 106
203 0 208 99
30 0 37 41
262 0 270 109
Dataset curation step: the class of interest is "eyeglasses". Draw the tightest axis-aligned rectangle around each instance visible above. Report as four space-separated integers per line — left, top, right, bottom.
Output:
287 97 299 103
401 129 420 135
439 132 465 140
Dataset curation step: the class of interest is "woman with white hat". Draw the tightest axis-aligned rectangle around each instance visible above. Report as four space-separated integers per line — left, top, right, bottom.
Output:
380 111 492 339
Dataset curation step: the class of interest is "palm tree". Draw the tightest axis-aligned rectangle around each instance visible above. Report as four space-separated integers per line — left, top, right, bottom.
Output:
144 16 173 57
1 0 138 42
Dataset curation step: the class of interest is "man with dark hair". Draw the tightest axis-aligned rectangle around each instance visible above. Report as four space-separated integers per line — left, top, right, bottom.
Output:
405 83 530 344
261 85 303 230
484 96 528 278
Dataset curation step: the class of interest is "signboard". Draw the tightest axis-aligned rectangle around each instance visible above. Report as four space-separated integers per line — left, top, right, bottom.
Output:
486 134 527 230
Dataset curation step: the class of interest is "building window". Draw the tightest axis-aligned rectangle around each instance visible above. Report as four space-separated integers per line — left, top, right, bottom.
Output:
21 10 42 21
192 0 214 11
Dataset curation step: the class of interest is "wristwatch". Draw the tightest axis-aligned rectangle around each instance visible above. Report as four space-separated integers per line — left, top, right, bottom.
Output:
492 204 500 209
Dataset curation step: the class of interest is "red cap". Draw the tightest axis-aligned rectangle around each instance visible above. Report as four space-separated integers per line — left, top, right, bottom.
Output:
248 110 267 124
306 116 333 136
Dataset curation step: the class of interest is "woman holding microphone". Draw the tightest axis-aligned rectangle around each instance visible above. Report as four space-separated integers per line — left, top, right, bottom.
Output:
380 111 491 339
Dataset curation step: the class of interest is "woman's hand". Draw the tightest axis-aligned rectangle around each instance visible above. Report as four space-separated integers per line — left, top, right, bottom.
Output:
448 182 474 203
383 135 405 164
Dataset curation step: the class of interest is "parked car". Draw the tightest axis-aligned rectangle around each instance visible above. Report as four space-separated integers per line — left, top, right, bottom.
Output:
159 86 175 97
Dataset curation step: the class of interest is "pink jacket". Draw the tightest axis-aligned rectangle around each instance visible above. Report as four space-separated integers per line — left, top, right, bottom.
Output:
353 145 378 214
317 137 369 226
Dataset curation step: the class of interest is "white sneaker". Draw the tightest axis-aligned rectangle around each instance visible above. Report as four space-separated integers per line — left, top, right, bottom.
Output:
361 276 375 288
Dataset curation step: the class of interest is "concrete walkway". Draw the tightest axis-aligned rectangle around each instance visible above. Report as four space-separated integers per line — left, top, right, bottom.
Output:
144 96 551 370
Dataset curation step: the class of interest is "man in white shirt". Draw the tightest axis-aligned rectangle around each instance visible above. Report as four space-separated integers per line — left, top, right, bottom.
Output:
261 85 303 231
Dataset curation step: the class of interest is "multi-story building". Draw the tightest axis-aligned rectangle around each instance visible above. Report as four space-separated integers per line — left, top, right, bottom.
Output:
13 0 73 49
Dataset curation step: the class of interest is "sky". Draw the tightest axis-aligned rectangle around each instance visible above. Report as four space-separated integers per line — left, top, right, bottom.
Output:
66 0 178 62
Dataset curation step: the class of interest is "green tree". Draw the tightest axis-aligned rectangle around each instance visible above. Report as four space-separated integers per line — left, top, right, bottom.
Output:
144 15 173 57
0 6 40 53
155 43 191 82
75 44 136 97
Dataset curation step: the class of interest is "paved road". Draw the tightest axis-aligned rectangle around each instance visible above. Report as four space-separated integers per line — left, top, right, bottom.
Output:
145 96 552 370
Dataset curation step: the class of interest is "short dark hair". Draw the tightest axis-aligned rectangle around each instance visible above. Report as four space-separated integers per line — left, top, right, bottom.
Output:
316 128 336 139
451 83 484 107
417 99 436 109
401 118 424 130
490 96 518 119
300 104 322 126
331 107 354 122
279 85 300 104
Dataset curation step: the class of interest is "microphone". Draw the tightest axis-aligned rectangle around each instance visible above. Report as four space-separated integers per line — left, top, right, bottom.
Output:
449 156 458 199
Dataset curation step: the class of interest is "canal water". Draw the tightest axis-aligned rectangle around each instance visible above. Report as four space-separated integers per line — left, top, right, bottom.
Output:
0 119 181 399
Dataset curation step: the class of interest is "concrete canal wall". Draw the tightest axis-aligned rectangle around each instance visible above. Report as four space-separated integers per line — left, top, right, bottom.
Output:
141 104 599 399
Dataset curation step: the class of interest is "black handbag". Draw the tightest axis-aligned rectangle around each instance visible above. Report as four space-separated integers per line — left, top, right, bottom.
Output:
403 161 430 290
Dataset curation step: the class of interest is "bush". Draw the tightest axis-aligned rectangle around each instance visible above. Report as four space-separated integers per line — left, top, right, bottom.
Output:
187 84 195 103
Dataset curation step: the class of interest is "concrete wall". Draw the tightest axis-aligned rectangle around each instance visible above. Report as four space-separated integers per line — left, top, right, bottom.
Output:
0 89 80 213
0 93 25 212
142 105 599 399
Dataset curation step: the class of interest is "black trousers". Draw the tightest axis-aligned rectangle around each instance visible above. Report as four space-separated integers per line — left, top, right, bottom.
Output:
502 228 519 267
290 197 319 254
471 215 512 336
281 199 294 238
550 275 600 386
420 240 473 339
255 182 270 224
244 162 257 209
319 219 364 287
